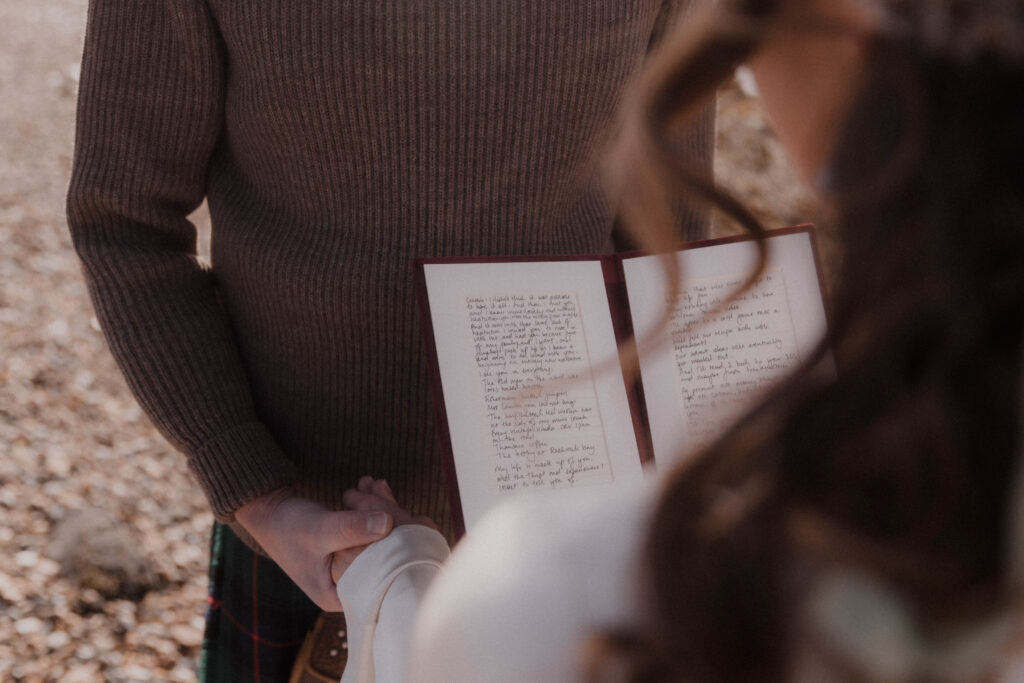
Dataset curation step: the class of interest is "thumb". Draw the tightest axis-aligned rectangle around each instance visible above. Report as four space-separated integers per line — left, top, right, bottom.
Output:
326 510 392 549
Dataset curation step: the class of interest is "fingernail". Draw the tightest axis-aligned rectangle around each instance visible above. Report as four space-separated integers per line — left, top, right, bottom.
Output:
368 512 389 535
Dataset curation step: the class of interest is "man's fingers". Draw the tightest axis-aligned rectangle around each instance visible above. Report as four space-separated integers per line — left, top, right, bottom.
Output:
321 509 392 551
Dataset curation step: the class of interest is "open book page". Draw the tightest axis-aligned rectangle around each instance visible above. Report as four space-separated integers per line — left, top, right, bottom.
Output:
622 231 828 469
421 260 644 532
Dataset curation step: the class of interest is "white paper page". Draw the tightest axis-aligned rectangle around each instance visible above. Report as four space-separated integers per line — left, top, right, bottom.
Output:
423 260 644 532
622 231 828 469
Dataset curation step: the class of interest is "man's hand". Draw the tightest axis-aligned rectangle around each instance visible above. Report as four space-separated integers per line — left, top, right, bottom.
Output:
235 488 393 611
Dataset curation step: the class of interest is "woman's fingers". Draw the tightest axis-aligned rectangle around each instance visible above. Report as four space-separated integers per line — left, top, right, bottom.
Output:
344 479 397 509
344 477 440 530
413 514 439 531
371 478 397 502
343 487 378 510
330 545 368 583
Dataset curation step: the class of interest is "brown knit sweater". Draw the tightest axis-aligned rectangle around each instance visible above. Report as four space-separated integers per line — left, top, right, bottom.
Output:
67 0 712 535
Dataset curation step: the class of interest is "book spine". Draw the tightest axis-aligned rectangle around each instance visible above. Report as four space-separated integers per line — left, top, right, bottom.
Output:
602 257 655 465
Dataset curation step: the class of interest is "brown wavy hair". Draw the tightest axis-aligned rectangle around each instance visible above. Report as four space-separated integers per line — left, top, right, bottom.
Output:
592 1 1024 681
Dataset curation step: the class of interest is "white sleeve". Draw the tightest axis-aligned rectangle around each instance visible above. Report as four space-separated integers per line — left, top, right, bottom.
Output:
336 525 450 683
407 484 653 683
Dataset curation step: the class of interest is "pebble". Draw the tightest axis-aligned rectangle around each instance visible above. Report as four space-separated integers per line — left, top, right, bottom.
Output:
15 617 45 635
64 663 100 683
0 571 26 602
14 549 39 567
169 624 204 649
75 644 97 661
46 630 71 650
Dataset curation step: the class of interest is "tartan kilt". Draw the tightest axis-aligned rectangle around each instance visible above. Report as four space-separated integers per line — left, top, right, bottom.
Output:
200 522 321 683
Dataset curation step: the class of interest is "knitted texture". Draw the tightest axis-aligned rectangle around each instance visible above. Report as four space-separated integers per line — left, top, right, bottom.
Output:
67 0 713 534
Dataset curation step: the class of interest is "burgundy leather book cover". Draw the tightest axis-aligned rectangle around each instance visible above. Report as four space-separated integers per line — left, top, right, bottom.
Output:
600 258 655 466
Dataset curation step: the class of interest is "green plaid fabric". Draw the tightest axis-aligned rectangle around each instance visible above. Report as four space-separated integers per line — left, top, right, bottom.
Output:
199 523 321 683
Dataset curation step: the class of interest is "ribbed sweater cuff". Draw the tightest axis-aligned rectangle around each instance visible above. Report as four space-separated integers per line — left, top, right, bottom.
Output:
188 422 300 521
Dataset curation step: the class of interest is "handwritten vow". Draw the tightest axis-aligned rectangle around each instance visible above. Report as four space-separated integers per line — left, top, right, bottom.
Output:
466 292 612 494
418 228 827 534
669 269 799 449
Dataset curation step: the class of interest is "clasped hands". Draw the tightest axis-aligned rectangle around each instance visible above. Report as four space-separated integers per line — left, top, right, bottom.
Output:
235 476 437 611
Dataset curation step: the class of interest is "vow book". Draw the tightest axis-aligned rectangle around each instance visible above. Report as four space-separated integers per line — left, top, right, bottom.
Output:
414 227 829 537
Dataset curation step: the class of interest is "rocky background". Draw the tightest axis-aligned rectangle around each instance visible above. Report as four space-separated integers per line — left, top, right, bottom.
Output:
0 1 824 681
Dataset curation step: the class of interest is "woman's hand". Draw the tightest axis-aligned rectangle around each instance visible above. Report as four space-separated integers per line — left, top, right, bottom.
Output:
343 477 439 531
235 487 393 611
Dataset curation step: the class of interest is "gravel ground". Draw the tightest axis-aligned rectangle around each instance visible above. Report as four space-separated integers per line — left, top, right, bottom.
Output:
1 1 211 681
0 3 823 681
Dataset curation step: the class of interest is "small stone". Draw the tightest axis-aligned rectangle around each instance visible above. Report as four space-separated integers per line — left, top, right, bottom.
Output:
46 318 69 339
64 662 101 683
50 508 161 600
169 665 200 683
117 663 156 680
46 630 71 650
171 543 202 568
44 446 72 478
169 623 203 649
15 617 44 635
106 599 138 632
35 556 60 577
0 571 26 602
14 549 39 567
93 632 116 655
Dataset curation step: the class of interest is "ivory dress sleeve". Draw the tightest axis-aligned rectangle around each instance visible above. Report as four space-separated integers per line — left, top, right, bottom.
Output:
336 525 451 683
407 481 655 683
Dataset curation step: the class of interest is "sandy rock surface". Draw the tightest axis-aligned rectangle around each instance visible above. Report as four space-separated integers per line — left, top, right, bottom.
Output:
0 3 823 682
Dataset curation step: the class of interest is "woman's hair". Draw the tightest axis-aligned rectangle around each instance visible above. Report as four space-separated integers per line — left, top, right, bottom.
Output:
595 1 1024 680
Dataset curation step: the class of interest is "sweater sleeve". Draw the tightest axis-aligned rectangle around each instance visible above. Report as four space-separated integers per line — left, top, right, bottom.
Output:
66 0 299 519
336 526 450 683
